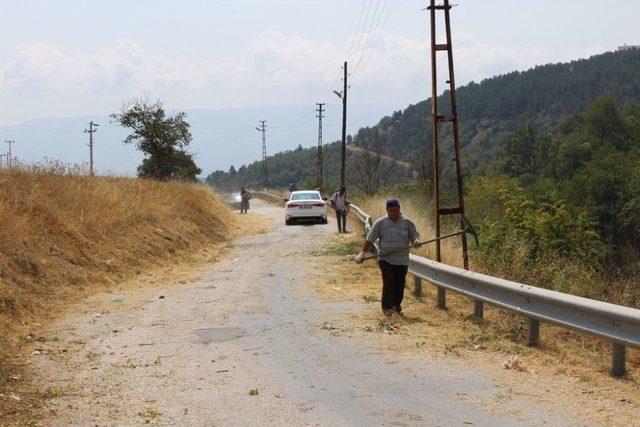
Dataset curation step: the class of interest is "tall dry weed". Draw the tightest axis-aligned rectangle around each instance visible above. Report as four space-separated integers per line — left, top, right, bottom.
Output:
0 169 238 344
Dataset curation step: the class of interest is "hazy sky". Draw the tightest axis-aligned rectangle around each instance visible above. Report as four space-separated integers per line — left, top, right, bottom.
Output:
0 0 638 126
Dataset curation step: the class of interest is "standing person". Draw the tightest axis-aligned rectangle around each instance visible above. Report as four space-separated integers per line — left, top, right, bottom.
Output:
330 186 351 233
240 186 251 214
355 198 421 315
289 181 298 192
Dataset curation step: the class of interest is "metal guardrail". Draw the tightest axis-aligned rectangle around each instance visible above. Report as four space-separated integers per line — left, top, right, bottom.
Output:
349 205 373 228
252 190 286 205
350 203 640 377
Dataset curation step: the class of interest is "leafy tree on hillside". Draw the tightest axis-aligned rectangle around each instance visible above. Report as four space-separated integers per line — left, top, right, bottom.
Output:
500 124 552 183
111 97 201 181
352 130 395 195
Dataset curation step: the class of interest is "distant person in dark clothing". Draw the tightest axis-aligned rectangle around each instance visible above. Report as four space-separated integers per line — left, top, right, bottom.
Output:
289 182 298 192
240 187 251 214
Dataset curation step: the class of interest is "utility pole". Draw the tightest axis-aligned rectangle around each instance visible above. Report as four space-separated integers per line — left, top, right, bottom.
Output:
315 102 325 189
4 140 14 168
428 0 477 316
84 121 99 176
255 120 268 189
333 61 348 188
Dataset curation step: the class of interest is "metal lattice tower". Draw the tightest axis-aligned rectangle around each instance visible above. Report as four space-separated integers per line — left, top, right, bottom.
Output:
84 121 99 176
4 140 14 168
316 102 325 189
256 120 268 188
428 0 482 317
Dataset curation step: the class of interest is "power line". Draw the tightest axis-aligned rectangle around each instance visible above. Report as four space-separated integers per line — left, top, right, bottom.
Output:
328 1 376 95
350 0 383 78
350 0 376 64
346 0 371 60
0 129 83 135
351 0 395 85
350 0 392 82
271 105 317 127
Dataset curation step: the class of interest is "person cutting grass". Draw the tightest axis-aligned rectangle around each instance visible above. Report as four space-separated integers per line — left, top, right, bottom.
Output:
355 198 420 315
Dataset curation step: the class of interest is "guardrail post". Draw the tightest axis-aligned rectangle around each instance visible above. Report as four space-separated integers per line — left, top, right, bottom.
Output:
612 343 626 377
473 300 483 319
414 276 422 298
527 319 540 347
437 287 446 309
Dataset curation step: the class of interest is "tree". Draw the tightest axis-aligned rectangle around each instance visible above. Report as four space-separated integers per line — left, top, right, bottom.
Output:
352 130 394 195
500 124 552 182
111 97 200 181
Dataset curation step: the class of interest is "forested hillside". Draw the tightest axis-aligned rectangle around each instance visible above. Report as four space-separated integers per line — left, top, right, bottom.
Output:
465 94 640 294
205 141 414 194
352 48 640 184
206 48 640 192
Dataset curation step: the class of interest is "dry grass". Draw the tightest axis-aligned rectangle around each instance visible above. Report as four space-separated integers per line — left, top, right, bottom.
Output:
0 169 254 421
0 170 241 345
0 170 272 422
308 209 640 426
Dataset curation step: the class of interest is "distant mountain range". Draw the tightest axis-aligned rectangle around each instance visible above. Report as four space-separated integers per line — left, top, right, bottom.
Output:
0 103 394 176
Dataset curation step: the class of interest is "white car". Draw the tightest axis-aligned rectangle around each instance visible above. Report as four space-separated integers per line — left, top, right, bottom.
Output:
284 190 328 225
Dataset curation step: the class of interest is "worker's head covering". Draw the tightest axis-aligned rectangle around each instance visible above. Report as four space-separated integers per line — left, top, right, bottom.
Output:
386 198 400 208
241 186 245 190
340 185 346 192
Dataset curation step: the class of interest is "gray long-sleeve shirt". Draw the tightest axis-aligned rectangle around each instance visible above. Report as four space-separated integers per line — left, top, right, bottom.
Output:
366 215 419 266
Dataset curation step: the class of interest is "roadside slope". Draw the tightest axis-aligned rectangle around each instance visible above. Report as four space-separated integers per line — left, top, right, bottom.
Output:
0 170 239 413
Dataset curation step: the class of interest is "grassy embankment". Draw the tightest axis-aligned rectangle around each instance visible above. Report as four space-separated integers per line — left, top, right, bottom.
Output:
308 191 639 425
0 169 248 416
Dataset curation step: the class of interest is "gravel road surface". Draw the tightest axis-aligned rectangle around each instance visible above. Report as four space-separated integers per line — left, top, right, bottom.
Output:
33 199 572 426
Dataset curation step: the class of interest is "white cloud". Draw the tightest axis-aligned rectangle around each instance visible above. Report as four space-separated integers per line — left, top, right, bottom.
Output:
0 30 584 125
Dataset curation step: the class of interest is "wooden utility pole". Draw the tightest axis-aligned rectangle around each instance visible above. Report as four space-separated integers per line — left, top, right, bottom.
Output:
255 120 268 188
428 0 478 316
4 140 14 168
84 121 99 175
315 102 325 189
334 61 348 188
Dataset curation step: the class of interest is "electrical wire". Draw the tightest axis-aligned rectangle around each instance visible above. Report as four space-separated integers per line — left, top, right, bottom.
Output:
350 0 395 85
349 0 383 79
345 0 369 61
349 0 375 64
350 0 393 84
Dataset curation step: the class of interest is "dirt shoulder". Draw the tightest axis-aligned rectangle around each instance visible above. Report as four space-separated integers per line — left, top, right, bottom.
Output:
0 211 267 425
308 231 640 426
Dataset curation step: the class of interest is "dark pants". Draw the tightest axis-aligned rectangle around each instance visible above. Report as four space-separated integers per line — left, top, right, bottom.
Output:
240 200 249 214
379 260 409 313
336 211 347 232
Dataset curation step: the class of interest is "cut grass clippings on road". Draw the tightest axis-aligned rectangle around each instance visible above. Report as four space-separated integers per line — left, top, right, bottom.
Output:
307 226 640 426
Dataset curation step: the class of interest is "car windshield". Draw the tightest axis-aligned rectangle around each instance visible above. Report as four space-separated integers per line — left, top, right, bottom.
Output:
290 192 320 201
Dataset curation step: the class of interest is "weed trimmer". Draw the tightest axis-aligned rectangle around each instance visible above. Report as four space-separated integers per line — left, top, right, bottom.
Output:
359 215 479 262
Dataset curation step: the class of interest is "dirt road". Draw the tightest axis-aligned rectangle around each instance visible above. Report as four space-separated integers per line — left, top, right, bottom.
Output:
31 199 573 426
